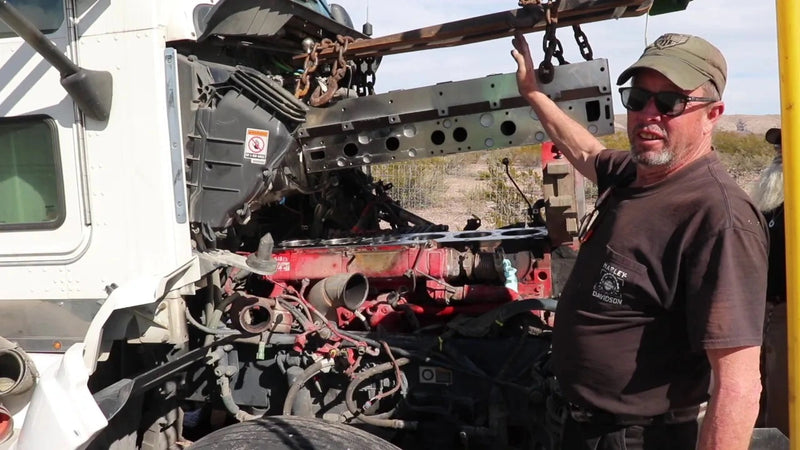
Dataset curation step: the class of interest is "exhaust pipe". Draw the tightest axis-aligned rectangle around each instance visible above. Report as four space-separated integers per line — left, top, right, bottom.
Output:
0 337 37 400
308 273 369 319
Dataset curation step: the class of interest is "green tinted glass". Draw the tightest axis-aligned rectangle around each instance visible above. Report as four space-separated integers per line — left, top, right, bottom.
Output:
0 118 63 228
0 0 64 38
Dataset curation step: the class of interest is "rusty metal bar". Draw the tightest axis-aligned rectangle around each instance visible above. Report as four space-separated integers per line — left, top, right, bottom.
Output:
292 1 652 63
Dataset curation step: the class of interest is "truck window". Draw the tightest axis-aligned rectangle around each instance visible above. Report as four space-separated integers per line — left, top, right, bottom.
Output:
0 0 63 38
0 117 64 228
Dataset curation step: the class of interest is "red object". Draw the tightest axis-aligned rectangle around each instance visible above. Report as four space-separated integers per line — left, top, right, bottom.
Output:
263 236 552 332
0 407 12 443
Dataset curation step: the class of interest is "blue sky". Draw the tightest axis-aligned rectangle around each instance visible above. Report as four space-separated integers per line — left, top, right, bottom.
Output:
332 0 780 115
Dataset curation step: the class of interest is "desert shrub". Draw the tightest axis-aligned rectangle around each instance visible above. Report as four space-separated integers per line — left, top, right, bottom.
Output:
472 157 543 227
451 151 484 166
599 131 630 150
591 130 772 180
369 129 772 229
507 144 543 167
371 157 449 209
713 131 774 176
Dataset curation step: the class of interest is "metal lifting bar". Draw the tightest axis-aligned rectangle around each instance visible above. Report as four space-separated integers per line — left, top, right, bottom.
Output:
291 0 653 64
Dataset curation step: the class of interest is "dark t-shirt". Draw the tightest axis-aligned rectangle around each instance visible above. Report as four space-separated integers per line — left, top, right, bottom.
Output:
552 149 768 416
764 205 786 300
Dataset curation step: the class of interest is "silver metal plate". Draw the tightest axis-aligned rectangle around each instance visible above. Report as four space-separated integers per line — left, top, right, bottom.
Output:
297 59 614 173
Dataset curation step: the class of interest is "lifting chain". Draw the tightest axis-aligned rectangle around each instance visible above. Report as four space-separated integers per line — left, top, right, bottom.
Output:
294 39 323 98
536 1 595 83
309 35 355 107
354 57 378 97
538 0 561 84
518 0 541 9
573 25 593 61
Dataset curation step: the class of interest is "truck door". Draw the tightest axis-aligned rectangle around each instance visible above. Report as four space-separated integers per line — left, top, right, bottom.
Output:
0 0 89 264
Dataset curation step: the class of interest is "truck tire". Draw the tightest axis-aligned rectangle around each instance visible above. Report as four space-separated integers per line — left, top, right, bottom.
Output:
189 415 402 450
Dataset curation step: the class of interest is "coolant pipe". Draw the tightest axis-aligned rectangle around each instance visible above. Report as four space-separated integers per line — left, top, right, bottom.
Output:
0 337 37 399
308 273 369 318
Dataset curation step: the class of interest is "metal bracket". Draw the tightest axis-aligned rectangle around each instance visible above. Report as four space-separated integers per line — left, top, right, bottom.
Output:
196 250 276 276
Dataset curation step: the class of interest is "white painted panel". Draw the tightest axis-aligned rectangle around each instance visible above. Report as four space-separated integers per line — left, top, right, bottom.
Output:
0 5 192 300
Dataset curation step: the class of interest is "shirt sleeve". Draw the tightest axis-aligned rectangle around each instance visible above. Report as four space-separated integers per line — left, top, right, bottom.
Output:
594 150 636 193
685 227 768 350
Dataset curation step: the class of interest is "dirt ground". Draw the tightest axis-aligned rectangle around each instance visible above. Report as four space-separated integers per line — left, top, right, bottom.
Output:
411 164 490 231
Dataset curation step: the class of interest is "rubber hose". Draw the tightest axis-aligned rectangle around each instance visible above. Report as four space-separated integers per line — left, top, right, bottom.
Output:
344 358 417 429
282 360 328 416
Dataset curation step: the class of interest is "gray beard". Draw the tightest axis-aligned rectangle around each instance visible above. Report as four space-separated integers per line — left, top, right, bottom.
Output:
631 148 674 167
750 156 784 212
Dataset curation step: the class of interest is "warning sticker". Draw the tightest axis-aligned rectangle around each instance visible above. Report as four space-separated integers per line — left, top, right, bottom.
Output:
244 128 269 164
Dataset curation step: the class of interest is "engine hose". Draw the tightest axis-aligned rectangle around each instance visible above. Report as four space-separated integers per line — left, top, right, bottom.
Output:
344 358 417 430
233 333 298 346
275 298 314 330
185 308 240 336
218 373 259 422
278 294 364 347
201 276 241 346
203 293 242 336
334 329 413 358
282 359 331 415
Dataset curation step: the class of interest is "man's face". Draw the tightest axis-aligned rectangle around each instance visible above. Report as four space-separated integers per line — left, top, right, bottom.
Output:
626 69 719 168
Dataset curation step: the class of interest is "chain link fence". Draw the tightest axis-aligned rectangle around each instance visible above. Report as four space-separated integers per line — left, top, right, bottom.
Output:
472 158 543 228
370 157 455 210
370 149 543 229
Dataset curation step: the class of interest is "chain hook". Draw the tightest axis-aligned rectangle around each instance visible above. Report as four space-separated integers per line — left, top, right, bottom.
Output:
537 0 560 84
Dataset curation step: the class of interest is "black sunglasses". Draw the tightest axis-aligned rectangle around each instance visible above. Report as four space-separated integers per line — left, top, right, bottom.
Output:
619 87 717 117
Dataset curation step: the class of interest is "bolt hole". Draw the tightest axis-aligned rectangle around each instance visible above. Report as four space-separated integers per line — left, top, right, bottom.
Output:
537 271 549 281
343 143 358 157
453 127 468 143
500 121 517 136
386 137 400 151
431 130 446 145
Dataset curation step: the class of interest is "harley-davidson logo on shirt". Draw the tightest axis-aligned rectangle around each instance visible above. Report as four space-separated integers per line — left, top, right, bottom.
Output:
592 262 627 305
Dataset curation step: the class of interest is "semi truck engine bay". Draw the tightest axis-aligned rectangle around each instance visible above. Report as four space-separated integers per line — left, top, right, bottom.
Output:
0 0 666 449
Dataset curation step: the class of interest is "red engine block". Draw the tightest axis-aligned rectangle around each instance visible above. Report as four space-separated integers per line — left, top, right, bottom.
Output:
268 230 552 303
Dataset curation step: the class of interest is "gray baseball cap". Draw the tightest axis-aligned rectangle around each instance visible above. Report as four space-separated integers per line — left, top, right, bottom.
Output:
617 33 727 95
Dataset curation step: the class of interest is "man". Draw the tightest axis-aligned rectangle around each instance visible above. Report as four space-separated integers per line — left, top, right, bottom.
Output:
751 128 788 436
511 32 768 449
